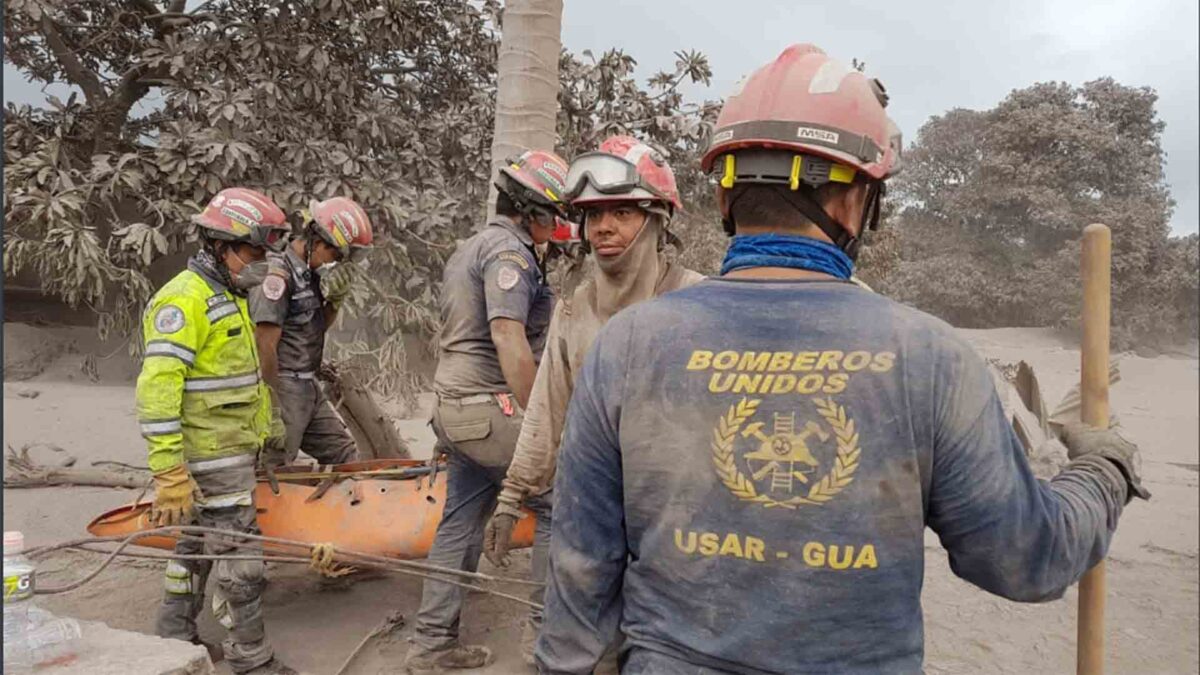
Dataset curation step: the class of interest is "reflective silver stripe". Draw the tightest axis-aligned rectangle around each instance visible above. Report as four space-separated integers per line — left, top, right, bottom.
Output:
292 289 315 300
187 454 256 474
279 370 317 380
183 372 259 392
197 490 254 508
140 419 182 437
206 302 239 322
145 340 196 365
164 561 194 595
213 592 235 629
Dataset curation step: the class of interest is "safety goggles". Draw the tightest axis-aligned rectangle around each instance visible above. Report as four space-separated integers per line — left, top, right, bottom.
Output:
346 245 370 264
564 152 666 203
250 226 290 253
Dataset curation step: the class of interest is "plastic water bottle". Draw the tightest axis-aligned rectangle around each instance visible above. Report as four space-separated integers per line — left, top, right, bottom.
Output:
24 606 83 668
3 532 83 672
4 531 36 672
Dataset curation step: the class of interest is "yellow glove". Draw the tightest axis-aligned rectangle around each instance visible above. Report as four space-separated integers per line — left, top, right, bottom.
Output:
151 464 198 527
320 263 356 309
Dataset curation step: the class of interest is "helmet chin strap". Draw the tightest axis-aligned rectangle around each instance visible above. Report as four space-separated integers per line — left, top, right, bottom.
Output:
722 182 884 262
203 238 241 291
305 228 316 268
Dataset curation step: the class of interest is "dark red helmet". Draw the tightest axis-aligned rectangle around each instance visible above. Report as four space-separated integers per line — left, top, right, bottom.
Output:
307 197 373 263
192 187 290 252
497 150 570 217
703 45 902 259
565 135 683 214
701 44 901 182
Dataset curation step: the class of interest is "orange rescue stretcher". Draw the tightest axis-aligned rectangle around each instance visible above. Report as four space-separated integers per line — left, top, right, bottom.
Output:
86 459 537 558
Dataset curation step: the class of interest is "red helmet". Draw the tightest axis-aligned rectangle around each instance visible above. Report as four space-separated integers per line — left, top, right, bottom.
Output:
497 150 570 217
700 44 901 182
550 216 581 244
564 135 683 214
307 197 374 263
192 187 290 252
702 45 902 258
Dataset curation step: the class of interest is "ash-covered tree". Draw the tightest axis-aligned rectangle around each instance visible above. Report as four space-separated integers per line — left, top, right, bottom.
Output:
4 0 501 401
885 78 1196 347
3 0 719 395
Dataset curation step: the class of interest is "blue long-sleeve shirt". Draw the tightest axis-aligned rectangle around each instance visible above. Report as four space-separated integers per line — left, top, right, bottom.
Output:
538 278 1125 675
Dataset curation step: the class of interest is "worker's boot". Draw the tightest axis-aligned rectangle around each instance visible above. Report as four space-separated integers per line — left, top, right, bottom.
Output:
239 657 300 675
404 644 493 673
190 637 223 665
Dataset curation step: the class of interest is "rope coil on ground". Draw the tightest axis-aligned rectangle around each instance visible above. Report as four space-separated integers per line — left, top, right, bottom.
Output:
309 542 355 577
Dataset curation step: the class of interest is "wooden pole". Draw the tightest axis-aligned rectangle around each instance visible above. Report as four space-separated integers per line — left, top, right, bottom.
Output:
1077 223 1111 675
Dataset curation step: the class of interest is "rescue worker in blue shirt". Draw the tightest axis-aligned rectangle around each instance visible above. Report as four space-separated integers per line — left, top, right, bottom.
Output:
538 44 1149 675
404 149 572 673
250 197 374 469
139 187 298 675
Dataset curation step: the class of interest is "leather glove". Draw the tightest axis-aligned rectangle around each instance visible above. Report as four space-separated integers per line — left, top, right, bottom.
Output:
1061 422 1151 502
320 263 355 310
483 502 524 568
151 464 198 527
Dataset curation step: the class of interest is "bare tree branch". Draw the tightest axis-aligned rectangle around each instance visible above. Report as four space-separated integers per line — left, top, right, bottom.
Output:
127 0 163 17
39 15 107 103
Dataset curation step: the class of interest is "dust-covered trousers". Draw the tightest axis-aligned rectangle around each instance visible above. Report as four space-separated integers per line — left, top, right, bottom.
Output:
269 371 357 467
410 395 553 655
155 455 273 674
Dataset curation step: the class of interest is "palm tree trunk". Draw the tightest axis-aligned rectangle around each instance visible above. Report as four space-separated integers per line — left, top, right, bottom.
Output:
487 0 563 218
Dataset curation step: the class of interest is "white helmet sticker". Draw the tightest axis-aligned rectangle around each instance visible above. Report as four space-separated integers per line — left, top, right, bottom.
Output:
225 198 263 221
808 59 853 95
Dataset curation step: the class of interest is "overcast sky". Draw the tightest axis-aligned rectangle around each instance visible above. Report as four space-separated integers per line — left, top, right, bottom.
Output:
6 0 1196 234
561 0 1199 235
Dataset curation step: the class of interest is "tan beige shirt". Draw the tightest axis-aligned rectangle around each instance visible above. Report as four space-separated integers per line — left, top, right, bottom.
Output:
499 261 703 505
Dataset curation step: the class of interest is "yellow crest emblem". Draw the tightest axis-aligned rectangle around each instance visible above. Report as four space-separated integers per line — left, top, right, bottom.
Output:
711 397 860 509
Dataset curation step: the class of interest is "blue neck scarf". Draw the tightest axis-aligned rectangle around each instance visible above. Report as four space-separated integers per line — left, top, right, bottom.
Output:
720 234 854 279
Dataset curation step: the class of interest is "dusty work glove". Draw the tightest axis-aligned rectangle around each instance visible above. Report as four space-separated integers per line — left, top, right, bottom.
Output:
483 502 524 568
1061 422 1151 503
151 464 198 527
267 405 287 452
320 263 355 310
261 407 288 494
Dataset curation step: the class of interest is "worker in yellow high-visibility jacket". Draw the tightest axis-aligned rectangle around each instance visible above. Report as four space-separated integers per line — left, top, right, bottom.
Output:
137 187 296 675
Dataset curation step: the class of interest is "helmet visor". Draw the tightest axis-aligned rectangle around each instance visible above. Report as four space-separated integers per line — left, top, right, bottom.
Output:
254 226 290 253
564 152 642 202
347 245 370 264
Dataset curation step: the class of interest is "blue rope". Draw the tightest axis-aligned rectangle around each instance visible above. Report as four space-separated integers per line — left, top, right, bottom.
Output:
720 234 854 279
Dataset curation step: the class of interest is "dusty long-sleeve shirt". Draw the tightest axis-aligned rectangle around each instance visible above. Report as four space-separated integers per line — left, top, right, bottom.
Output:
499 262 702 506
538 278 1127 675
